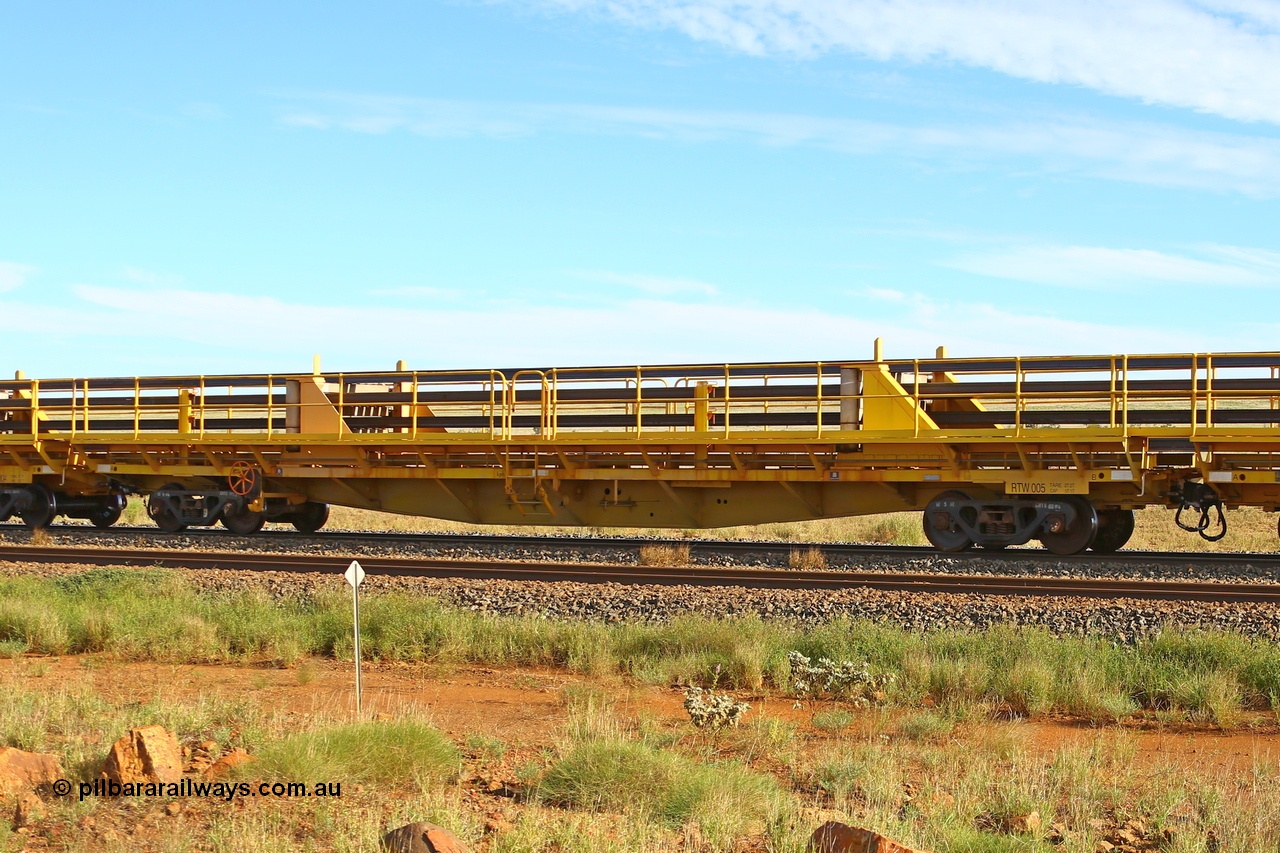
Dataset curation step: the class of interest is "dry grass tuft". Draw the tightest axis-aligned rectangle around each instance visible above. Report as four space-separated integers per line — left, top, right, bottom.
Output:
788 546 826 571
639 543 692 567
29 528 50 547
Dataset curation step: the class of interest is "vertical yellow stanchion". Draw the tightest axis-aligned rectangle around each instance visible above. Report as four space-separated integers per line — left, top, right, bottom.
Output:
814 364 823 437
694 381 709 431
694 381 709 468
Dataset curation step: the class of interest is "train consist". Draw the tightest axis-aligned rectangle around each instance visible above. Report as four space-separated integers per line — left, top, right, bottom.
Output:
3 346 1280 555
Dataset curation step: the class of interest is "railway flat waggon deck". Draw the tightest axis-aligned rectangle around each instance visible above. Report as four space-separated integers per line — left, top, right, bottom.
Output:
4 346 1280 554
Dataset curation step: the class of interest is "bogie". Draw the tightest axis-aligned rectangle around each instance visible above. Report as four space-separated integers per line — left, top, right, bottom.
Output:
922 493 1100 556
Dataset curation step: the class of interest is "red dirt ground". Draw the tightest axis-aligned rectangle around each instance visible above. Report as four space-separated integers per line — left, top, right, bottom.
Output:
11 655 1280 775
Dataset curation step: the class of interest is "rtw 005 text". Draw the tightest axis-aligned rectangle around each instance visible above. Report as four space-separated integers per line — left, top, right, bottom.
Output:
68 778 343 801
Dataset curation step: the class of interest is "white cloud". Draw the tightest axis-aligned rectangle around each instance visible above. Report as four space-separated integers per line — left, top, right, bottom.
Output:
533 0 1280 125
569 269 720 296
0 282 1231 377
0 262 35 292
277 92 1280 196
864 286 907 301
944 243 1280 287
1198 243 1280 271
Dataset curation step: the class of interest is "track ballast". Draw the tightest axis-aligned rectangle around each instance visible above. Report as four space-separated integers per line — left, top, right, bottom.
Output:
7 523 1280 570
3 543 1280 604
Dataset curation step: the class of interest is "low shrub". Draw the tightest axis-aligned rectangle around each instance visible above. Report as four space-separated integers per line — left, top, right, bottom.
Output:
898 711 954 742
537 740 782 848
260 719 460 787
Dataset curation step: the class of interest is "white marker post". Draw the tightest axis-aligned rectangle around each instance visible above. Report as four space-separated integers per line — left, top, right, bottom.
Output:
343 560 366 717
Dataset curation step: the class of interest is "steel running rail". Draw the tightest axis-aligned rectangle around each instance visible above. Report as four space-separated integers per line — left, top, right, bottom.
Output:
12 523 1280 569
3 544 1279 603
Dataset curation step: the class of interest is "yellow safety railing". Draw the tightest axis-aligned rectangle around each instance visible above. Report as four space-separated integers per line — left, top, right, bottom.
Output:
6 350 1280 445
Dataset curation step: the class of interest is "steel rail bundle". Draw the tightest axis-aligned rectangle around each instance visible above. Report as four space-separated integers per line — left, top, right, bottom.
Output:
1 543 1277 603
5 344 1280 555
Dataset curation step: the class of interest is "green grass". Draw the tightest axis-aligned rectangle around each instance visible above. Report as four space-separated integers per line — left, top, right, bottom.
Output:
466 733 509 762
898 710 955 741
259 719 460 787
0 678 270 780
7 624 1280 852
6 568 1280 726
811 709 854 732
536 739 786 849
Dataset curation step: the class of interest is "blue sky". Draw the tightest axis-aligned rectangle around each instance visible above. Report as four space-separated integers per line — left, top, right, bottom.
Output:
3 0 1280 378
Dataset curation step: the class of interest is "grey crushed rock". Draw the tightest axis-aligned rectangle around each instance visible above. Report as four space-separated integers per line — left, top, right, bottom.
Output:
3 524 1280 584
4 559 1279 642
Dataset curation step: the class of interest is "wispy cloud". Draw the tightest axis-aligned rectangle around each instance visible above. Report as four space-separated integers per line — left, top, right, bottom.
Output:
0 262 35 293
569 269 720 297
531 0 1280 125
277 92 1280 196
0 282 1239 377
944 243 1280 288
864 286 908 302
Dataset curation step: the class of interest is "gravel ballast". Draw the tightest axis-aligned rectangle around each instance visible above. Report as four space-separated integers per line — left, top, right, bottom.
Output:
3 524 1280 585
4 558 1280 643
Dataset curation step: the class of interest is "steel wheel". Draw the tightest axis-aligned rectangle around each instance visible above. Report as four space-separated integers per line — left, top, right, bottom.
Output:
221 508 265 535
922 490 975 552
1040 497 1098 555
1090 508 1135 553
19 484 56 530
147 483 188 533
89 502 123 529
289 502 329 534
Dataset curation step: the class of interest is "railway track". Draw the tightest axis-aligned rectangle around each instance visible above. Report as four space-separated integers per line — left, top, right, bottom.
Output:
2 543 1279 604
5 523 1280 568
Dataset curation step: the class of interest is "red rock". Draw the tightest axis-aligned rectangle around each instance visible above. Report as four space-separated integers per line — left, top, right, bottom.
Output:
381 821 471 853
0 747 62 795
12 789 45 827
808 821 932 853
483 811 512 835
1005 812 1042 835
101 726 183 785
203 748 257 778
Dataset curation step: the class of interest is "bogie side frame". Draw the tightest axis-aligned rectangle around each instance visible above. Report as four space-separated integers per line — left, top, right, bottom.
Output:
3 348 1280 552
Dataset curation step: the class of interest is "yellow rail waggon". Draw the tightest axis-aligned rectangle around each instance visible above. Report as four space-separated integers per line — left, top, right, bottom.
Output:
3 346 1280 554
